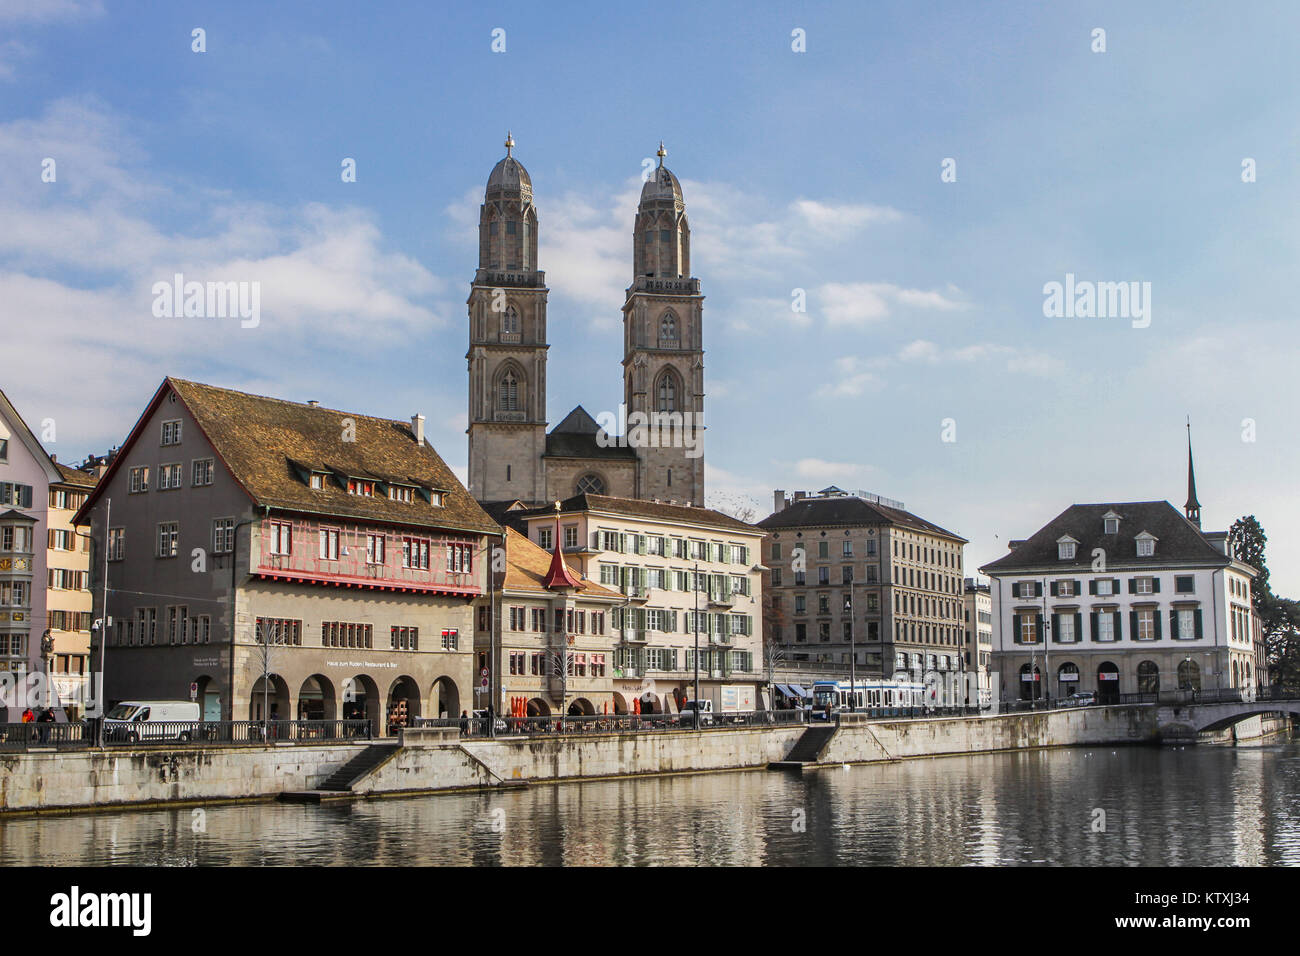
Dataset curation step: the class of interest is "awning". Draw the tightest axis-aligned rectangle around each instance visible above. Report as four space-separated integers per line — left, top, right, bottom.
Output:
774 683 793 697
788 684 807 697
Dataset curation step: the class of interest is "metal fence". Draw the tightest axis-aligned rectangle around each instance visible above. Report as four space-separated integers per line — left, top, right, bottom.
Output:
418 708 811 738
0 719 372 751
0 721 92 752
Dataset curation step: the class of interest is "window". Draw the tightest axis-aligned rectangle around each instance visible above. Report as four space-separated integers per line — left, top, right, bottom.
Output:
1175 575 1194 594
403 537 431 570
502 306 519 334
1134 576 1154 595
212 518 235 554
321 621 372 649
192 458 214 486
1177 609 1197 640
499 370 521 411
1137 537 1155 557
195 616 211 644
128 467 150 494
1058 541 1076 560
388 485 413 503
309 473 325 490
1104 516 1119 534
49 529 74 551
108 527 125 561
270 521 292 555
158 463 183 490
656 372 678 412
1096 579 1113 597
1057 580 1074 598
0 438 6 461
446 543 473 573
660 313 678 339
319 528 340 561
391 626 419 650
441 628 459 651
167 605 188 644
538 527 553 550
1136 609 1156 641
347 479 375 497
1096 614 1115 642
1057 615 1075 643
365 534 386 565
576 473 604 495
161 420 182 445
563 526 579 549
1019 615 1039 644
157 522 179 558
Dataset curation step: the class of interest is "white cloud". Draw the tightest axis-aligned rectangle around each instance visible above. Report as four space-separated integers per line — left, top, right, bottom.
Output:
792 199 902 233
0 0 104 25
791 458 881 486
816 356 884 397
896 338 1065 376
819 282 966 327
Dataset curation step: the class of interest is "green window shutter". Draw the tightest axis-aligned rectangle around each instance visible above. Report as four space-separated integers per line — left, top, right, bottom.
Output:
1169 610 1178 639
1194 609 1203 639
1034 582 1043 598
1073 579 1082 594
1089 580 1097 596
1153 611 1162 640
1090 611 1099 641
1128 578 1136 594
1113 611 1123 640
1049 581 1057 598
1050 613 1059 643
1113 578 1121 594
1129 610 1138 639
1035 613 1043 642
1152 578 1161 593
1074 612 1083 642
1011 614 1020 644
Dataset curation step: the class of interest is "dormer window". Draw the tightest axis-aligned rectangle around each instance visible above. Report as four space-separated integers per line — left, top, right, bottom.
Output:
309 473 324 490
1057 536 1078 560
388 485 414 503
347 479 375 497
1136 532 1157 557
1103 511 1120 535
430 491 445 507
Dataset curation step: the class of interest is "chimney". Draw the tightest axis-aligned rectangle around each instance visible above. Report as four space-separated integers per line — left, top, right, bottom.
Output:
307 400 320 407
773 489 785 513
50 453 57 463
411 414 426 444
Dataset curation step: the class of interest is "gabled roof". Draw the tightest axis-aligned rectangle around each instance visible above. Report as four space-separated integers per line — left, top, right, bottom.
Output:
516 493 759 535
543 406 637 460
980 501 1238 575
497 528 620 598
757 495 966 543
0 386 61 484
53 462 98 490
75 378 500 536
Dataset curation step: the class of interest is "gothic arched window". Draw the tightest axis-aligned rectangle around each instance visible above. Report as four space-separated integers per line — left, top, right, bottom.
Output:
575 473 605 495
656 370 679 412
502 306 519 335
498 369 521 412
659 312 678 341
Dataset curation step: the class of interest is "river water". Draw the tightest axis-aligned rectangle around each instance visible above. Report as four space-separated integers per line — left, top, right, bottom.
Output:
4 739 1299 866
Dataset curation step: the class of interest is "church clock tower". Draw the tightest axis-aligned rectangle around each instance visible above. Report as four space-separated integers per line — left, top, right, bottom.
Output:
467 133 549 503
622 143 705 506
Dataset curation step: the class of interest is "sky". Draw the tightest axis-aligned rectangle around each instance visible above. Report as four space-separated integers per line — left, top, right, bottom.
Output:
1 1 1298 587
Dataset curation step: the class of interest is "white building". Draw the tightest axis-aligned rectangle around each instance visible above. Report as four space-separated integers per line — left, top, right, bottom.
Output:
981 496 1258 703
963 577 993 706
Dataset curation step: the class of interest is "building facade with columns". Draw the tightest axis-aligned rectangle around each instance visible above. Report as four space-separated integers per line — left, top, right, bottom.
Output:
75 378 500 733
467 136 705 509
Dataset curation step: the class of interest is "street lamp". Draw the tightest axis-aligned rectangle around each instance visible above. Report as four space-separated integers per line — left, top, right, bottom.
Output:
845 594 856 712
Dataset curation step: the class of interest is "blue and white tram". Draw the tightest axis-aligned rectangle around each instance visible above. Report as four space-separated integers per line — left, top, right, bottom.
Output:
809 676 926 718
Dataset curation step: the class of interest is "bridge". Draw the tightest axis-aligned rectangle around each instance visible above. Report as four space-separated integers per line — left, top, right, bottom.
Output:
1153 688 1300 743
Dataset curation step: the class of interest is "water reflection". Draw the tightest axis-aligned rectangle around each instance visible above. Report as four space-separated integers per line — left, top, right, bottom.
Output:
2 740 1298 866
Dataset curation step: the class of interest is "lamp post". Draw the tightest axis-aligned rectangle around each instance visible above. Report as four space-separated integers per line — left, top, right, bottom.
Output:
40 629 53 713
693 560 700 730
845 593 856 712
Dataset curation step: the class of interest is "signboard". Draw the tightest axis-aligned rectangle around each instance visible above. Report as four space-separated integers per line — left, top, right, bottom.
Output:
1021 674 1040 682
1098 672 1119 681
189 682 198 701
480 676 489 688
480 668 489 678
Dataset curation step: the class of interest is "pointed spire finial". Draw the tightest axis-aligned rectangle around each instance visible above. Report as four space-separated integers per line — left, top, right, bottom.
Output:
657 141 666 167
1185 418 1202 528
505 131 515 157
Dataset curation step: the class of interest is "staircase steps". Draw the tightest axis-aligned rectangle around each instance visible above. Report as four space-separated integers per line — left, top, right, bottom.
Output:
316 742 400 792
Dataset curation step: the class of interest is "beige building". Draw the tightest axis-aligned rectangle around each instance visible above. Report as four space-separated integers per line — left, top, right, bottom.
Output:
77 378 501 732
758 488 968 681
467 136 705 508
502 495 764 714
44 460 98 716
473 527 623 717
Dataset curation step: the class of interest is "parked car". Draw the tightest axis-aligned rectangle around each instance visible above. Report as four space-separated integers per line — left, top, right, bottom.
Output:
1066 691 1097 707
103 701 201 742
678 700 714 727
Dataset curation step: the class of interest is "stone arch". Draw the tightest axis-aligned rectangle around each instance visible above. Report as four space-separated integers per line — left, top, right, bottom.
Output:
1097 661 1120 704
1056 662 1079 697
191 674 221 722
567 697 596 716
297 674 336 721
386 675 422 733
494 360 527 415
341 673 381 731
1178 659 1202 691
654 367 683 413
1137 660 1160 694
249 674 290 722
611 692 629 715
1019 662 1041 700
526 697 551 717
429 675 460 719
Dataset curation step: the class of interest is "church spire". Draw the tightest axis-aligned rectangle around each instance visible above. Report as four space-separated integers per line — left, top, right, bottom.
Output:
1185 419 1201 529
541 501 583 590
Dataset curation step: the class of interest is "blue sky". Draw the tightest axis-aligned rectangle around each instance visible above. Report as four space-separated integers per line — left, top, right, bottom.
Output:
2 1 1299 586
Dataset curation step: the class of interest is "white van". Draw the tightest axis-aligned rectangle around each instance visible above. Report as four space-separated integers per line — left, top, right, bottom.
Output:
678 699 714 726
103 700 201 742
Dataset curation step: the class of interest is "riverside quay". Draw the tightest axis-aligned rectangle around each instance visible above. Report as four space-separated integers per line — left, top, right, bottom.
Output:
73 378 502 732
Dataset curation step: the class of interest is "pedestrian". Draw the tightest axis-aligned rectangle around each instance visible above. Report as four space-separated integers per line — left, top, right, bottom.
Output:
21 707 34 723
38 707 54 744
459 709 469 735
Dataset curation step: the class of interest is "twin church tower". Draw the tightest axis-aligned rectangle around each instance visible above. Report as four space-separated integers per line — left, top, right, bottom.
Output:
466 135 706 507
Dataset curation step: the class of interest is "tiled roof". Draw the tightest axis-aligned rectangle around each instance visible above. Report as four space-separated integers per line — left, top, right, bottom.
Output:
516 493 759 534
979 501 1234 574
498 528 620 597
53 463 98 489
757 495 966 543
543 406 637 460
160 379 500 536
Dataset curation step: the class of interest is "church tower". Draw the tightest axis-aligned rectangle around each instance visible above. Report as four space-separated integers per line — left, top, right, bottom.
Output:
622 143 705 506
467 133 549 503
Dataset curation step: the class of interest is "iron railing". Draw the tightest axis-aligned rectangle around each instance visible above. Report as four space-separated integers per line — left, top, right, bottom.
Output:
0 721 92 751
